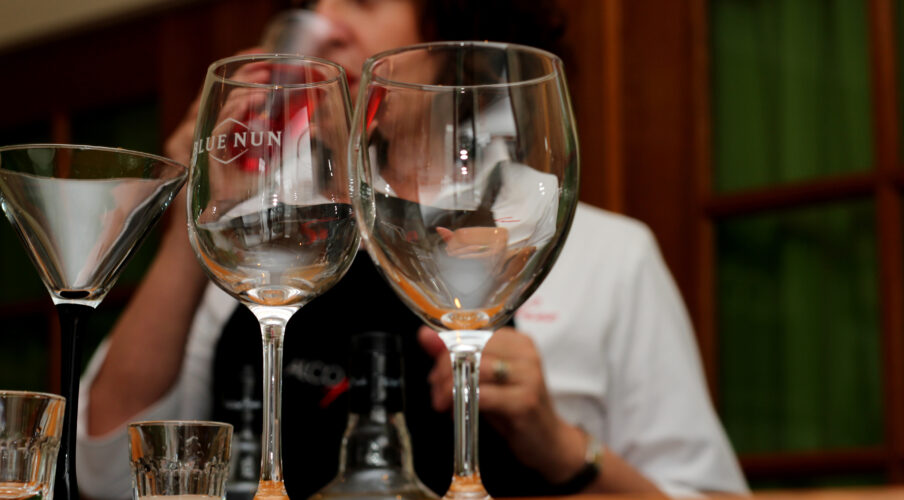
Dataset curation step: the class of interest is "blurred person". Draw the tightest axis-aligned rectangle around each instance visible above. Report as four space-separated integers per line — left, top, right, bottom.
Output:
76 0 748 498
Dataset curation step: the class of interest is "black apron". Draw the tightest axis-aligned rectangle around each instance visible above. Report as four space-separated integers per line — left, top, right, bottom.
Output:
210 252 571 498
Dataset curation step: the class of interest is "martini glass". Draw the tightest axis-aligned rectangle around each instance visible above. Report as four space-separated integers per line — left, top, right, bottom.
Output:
350 42 579 499
0 144 188 500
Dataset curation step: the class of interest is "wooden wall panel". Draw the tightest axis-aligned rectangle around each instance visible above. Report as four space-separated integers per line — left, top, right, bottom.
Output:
620 0 698 323
558 0 623 212
559 0 708 377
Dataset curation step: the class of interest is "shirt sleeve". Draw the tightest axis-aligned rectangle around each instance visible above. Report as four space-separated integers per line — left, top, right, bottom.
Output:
603 227 749 497
76 284 234 500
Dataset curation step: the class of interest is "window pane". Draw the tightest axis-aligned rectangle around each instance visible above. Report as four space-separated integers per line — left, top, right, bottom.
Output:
0 313 50 391
0 120 52 303
711 0 873 192
717 201 882 453
71 97 160 154
0 221 47 302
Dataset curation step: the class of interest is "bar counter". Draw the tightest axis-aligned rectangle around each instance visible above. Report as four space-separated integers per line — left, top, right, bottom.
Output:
515 487 904 500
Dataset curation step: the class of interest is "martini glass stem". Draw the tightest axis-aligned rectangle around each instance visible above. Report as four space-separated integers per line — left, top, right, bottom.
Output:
255 318 287 500
442 330 490 500
55 303 91 500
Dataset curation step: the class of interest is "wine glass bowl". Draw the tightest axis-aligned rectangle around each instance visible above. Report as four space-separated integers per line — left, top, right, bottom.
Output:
351 42 579 499
354 42 578 332
187 54 357 500
190 55 357 314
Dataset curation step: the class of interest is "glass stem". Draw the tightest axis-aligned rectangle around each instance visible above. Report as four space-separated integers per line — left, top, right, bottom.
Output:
452 347 481 479
256 319 287 499
439 329 491 499
55 303 91 500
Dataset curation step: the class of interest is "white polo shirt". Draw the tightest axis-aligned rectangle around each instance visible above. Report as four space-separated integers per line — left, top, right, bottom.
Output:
76 202 749 498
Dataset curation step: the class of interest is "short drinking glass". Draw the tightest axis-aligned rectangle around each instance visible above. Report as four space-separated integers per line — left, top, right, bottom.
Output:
0 391 65 500
128 421 233 500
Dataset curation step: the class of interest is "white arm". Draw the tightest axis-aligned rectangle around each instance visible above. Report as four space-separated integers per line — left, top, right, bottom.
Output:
603 224 748 497
76 284 235 500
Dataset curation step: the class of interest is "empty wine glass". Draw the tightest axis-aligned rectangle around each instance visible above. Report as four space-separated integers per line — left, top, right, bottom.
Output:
0 144 188 500
186 54 358 500
350 42 579 499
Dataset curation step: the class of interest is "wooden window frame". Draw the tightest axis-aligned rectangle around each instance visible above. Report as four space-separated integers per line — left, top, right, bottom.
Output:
562 0 904 484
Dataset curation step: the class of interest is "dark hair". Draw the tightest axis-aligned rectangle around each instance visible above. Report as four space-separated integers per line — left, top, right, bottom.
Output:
417 0 568 59
284 0 569 64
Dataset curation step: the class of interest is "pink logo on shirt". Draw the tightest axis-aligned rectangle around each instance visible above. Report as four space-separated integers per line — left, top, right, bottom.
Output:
515 297 558 323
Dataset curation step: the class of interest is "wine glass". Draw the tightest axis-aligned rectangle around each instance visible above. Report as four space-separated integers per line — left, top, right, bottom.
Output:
187 54 358 500
350 42 579 499
0 144 188 500
260 8 336 56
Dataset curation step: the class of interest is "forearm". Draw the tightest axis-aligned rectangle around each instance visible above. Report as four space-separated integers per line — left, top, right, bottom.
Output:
87 223 208 436
545 421 665 497
588 447 666 496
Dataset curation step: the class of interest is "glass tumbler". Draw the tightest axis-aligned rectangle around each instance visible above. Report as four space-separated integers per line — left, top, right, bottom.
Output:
128 421 233 500
0 391 65 500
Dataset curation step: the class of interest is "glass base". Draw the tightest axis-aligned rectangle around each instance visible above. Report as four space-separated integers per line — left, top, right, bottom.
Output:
254 480 289 500
443 475 490 500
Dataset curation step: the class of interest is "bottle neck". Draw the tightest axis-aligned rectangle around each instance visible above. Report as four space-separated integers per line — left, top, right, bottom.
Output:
338 408 417 475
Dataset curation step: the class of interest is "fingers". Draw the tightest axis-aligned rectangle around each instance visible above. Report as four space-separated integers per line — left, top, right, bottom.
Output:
236 47 265 56
436 226 454 243
423 327 544 414
164 51 272 167
435 226 508 258
417 325 446 359
418 326 574 482
419 326 453 411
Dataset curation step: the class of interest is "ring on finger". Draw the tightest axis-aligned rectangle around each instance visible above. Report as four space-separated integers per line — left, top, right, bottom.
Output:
492 359 511 384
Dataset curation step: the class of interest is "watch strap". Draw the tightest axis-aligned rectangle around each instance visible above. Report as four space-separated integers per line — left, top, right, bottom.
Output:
554 428 603 494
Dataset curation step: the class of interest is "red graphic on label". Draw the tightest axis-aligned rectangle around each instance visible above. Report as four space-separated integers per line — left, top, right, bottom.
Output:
319 377 349 408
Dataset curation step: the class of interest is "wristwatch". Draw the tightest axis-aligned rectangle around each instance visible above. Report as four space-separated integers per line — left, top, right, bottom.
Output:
556 428 604 494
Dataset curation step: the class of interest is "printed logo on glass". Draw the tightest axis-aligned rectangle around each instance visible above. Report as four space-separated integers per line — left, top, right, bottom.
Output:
194 118 283 165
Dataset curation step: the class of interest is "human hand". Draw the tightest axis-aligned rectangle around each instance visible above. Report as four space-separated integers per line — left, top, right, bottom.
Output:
417 325 587 483
164 48 266 167
179 51 276 223
436 226 507 259
160 49 270 258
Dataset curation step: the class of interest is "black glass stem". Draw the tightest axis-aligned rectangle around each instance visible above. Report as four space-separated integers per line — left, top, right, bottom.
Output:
54 303 90 500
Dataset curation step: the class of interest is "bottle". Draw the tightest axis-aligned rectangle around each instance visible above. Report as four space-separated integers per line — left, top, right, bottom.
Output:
225 365 263 500
310 332 438 500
